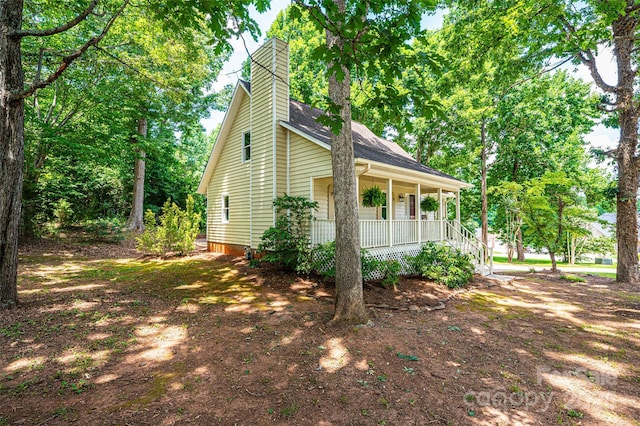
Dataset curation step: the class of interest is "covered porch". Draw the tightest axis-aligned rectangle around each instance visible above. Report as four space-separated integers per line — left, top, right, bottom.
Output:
310 168 463 249
308 162 493 274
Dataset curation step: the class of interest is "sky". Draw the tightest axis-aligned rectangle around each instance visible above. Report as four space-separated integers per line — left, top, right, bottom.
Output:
201 2 618 151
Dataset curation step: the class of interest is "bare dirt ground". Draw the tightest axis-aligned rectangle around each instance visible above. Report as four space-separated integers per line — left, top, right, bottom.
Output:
1 237 639 425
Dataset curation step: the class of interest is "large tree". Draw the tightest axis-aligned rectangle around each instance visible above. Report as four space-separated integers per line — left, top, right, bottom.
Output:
446 0 640 283
488 71 602 259
292 0 434 321
1 0 128 309
0 0 267 309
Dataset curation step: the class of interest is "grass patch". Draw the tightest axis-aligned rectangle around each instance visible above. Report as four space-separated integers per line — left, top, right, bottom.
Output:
456 291 532 319
19 255 264 307
493 256 615 269
560 274 586 283
618 292 640 303
588 272 617 279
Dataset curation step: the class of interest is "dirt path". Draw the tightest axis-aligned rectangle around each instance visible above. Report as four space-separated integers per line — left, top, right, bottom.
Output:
1 240 639 425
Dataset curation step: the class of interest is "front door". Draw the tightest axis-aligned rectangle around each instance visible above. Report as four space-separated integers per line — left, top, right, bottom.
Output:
409 194 416 219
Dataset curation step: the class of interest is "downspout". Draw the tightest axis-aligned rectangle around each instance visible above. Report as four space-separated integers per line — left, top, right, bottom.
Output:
357 162 372 176
286 130 290 194
355 163 371 201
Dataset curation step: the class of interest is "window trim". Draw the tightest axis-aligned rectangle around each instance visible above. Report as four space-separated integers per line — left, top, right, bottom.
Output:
380 191 388 221
221 193 230 223
242 131 251 163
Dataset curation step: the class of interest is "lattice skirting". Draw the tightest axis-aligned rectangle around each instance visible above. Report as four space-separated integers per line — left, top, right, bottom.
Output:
314 244 427 281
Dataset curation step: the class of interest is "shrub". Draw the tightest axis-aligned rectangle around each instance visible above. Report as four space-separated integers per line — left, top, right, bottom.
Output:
53 198 74 228
408 242 474 288
311 241 336 278
381 259 401 289
136 195 201 256
258 195 318 273
83 218 125 243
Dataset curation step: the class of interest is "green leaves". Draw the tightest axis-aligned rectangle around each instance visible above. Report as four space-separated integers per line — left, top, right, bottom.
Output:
408 242 474 289
136 195 201 256
396 353 419 361
258 195 319 273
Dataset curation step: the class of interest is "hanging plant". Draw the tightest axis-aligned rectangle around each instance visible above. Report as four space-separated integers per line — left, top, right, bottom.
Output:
362 186 386 208
420 196 439 212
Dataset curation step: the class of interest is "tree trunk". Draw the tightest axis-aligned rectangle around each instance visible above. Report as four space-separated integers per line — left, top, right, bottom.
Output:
126 117 147 231
515 227 525 261
415 135 424 164
480 119 488 249
326 0 366 323
0 0 25 309
612 14 639 284
549 250 557 273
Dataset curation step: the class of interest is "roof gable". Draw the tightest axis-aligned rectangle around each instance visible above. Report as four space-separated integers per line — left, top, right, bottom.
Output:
197 81 250 194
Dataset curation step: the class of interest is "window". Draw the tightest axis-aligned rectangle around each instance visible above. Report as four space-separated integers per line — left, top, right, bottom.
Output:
242 132 251 162
221 194 229 223
380 192 388 220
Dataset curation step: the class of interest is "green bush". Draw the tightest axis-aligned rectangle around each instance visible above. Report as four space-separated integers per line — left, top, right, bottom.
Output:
311 241 336 278
258 195 319 273
53 198 74 228
408 242 474 288
381 259 401 289
136 195 201 256
83 218 125 243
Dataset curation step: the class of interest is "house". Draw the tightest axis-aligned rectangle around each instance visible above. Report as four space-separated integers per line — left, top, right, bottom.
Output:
197 38 491 272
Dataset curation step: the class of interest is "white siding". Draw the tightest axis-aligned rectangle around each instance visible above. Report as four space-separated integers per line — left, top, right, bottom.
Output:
289 133 333 198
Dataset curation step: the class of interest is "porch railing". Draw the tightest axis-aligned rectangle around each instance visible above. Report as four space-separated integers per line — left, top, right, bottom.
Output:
311 219 336 246
393 220 418 245
310 218 493 275
360 220 388 248
311 219 442 248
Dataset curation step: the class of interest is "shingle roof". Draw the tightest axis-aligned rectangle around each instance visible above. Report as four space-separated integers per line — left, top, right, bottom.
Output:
239 79 465 184
239 79 251 94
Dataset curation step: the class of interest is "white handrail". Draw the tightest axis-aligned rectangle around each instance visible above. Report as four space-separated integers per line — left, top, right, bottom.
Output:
444 221 493 275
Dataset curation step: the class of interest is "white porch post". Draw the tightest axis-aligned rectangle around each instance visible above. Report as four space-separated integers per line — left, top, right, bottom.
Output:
416 183 421 244
456 190 461 231
310 177 314 245
387 178 393 246
438 188 443 240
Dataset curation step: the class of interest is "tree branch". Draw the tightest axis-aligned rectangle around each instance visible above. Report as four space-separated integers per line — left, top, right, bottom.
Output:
94 45 187 94
10 0 129 102
559 15 617 93
14 0 99 38
293 1 343 40
576 49 618 93
627 2 640 14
